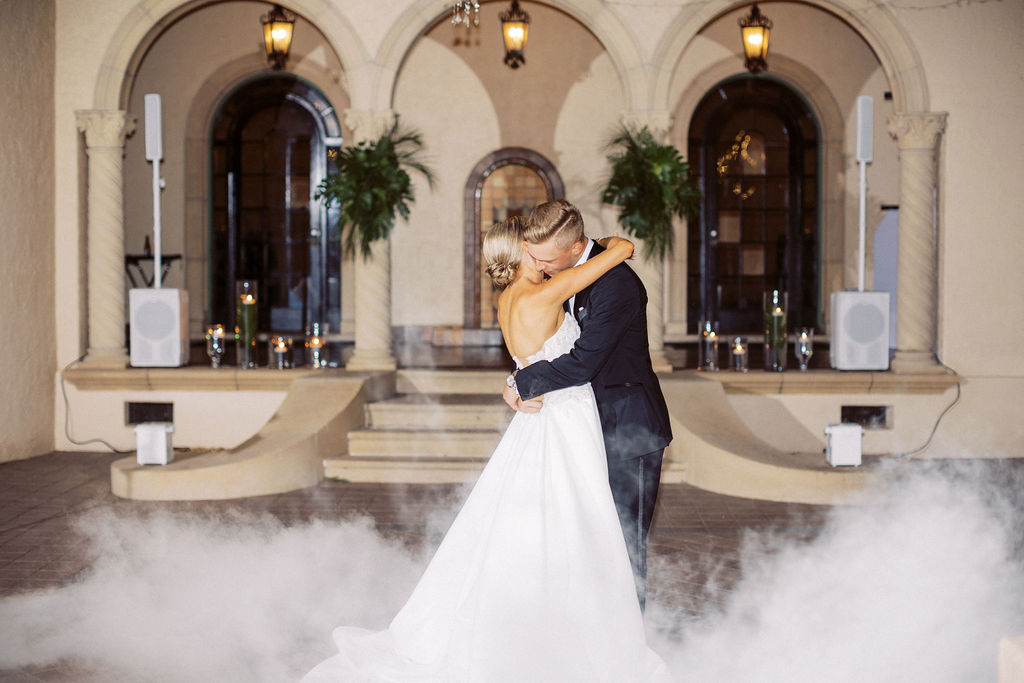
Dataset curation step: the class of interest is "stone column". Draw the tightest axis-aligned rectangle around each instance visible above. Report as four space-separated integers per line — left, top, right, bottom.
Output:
75 110 136 368
343 109 398 371
621 111 674 373
887 112 947 373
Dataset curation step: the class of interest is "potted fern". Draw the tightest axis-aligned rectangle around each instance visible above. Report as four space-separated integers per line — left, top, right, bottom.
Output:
601 125 701 261
315 126 435 259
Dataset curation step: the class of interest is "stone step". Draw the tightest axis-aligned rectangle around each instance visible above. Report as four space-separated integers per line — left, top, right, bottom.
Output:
323 455 487 484
397 369 508 395
348 427 502 458
367 394 512 430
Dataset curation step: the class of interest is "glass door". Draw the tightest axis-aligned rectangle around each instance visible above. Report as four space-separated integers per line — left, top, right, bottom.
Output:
687 77 819 334
210 76 341 337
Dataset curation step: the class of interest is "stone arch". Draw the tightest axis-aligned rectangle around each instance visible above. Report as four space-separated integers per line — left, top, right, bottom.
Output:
92 0 367 110
368 0 648 114
650 0 929 116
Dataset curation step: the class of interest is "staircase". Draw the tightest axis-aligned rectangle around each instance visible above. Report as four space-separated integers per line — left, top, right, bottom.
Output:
323 369 512 483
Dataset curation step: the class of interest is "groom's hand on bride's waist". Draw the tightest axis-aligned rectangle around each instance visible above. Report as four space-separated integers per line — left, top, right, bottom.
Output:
502 382 543 413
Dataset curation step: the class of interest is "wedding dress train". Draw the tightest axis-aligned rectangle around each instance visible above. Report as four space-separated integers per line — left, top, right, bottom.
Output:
303 315 671 682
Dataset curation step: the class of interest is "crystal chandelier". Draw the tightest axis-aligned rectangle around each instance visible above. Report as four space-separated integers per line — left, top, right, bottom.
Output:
451 1 480 27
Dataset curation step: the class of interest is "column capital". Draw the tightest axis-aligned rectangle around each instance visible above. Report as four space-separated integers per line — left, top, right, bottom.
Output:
343 109 397 144
620 110 673 142
75 109 136 149
887 112 947 150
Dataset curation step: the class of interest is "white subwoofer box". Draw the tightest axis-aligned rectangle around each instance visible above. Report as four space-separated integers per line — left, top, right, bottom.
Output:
135 422 174 465
830 291 890 370
824 423 863 467
129 288 189 367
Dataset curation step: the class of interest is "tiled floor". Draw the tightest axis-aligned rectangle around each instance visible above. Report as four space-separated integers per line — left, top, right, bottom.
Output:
0 452 827 599
0 451 828 680
4 452 1021 680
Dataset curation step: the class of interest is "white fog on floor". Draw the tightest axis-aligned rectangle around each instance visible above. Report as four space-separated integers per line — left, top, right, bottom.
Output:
1 462 1021 681
649 461 1024 682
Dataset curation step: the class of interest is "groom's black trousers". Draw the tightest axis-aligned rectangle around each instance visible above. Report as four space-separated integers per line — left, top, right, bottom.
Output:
607 448 664 611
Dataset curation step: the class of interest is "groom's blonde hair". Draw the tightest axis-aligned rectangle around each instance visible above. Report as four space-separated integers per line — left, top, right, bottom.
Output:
524 199 585 249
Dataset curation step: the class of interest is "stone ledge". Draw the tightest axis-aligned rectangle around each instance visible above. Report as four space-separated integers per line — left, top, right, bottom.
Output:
671 368 960 395
63 365 388 392
110 372 395 500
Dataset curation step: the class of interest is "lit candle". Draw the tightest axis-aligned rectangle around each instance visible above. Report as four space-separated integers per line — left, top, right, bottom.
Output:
205 324 226 368
235 282 258 369
702 325 720 371
731 336 748 372
305 332 326 368
270 336 291 369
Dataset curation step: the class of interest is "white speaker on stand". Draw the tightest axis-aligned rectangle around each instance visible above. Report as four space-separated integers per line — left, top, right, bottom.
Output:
129 93 189 368
829 96 889 370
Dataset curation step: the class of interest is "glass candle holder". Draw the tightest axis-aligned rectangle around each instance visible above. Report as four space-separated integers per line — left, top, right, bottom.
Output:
763 289 788 372
731 336 749 372
235 280 258 369
700 320 720 371
796 327 814 371
205 324 225 368
269 336 292 369
305 322 328 368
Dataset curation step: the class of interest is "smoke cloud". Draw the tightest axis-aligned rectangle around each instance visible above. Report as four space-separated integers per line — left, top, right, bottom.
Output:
1 462 1021 681
649 461 1024 682
0 510 428 681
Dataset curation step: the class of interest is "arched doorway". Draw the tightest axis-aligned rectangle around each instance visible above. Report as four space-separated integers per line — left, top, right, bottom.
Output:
687 76 820 334
209 75 342 336
463 148 565 329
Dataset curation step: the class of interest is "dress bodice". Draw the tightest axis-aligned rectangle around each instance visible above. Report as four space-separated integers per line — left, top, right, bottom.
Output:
513 314 580 370
512 315 591 408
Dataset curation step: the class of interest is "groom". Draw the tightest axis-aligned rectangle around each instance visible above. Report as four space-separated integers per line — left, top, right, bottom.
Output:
503 199 672 609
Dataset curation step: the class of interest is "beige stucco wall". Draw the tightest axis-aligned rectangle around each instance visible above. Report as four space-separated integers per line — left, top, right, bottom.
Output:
0 0 56 462
41 0 1024 453
59 384 286 452
903 0 1024 376
391 4 617 327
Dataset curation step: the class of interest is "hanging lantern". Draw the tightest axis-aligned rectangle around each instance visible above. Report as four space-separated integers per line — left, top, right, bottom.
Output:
261 4 296 70
500 0 530 69
739 3 772 73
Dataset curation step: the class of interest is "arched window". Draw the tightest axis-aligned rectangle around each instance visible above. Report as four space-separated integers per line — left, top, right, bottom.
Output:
687 76 820 333
463 149 564 328
209 75 342 336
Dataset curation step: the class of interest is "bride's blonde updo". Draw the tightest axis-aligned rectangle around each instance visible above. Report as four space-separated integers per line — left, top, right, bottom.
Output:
483 216 527 289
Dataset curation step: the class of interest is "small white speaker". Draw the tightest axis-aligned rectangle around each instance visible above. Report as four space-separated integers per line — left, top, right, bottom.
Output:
135 423 174 466
129 288 189 367
856 95 873 163
144 93 162 162
825 423 863 467
830 290 890 370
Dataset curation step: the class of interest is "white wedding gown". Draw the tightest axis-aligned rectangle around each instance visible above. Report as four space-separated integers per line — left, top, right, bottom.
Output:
303 315 672 682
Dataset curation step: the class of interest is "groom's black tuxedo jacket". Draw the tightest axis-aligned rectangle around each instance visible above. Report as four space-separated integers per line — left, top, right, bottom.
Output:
514 242 672 460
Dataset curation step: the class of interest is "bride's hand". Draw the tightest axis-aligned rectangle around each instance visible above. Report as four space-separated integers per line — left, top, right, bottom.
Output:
502 383 543 413
597 234 635 260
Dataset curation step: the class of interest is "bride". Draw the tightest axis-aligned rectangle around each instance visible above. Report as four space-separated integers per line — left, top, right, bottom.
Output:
302 217 671 682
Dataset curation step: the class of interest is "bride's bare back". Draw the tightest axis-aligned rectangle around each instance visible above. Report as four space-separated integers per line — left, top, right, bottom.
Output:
498 285 565 361
497 237 634 363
